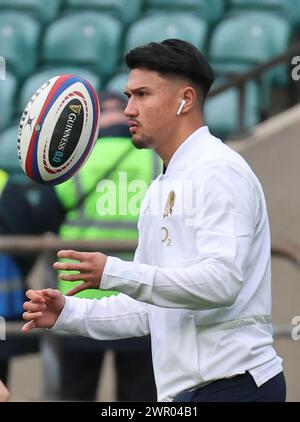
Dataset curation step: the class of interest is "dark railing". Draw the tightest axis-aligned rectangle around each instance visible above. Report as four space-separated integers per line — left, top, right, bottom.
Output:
207 39 300 134
0 235 137 255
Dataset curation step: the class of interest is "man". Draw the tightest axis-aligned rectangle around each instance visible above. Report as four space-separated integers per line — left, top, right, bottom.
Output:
22 39 286 402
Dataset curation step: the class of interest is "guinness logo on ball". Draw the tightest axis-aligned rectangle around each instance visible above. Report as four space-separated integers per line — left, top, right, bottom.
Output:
49 99 84 167
69 104 82 115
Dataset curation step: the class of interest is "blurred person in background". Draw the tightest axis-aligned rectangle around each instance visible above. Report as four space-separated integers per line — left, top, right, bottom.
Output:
0 170 7 192
0 168 40 386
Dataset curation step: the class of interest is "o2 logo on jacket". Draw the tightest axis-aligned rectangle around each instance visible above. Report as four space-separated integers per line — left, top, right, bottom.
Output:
291 316 300 340
291 56 300 81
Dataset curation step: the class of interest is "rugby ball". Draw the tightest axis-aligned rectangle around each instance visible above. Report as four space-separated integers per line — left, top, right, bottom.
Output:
17 74 100 185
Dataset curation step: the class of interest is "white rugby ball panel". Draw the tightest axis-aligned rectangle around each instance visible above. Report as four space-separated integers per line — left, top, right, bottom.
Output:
18 76 58 171
18 74 100 185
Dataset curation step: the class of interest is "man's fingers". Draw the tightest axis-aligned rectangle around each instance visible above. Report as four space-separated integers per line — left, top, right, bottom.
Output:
22 320 37 333
53 261 83 271
25 289 45 302
23 311 43 321
57 250 85 261
23 301 46 312
66 282 93 297
41 288 61 300
59 273 87 282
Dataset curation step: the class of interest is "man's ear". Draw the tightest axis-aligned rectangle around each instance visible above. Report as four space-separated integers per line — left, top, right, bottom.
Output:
180 87 197 113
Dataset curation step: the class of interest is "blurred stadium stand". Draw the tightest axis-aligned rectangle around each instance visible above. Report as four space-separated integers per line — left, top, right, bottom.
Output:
0 72 17 131
0 0 63 24
0 0 300 401
124 13 208 54
230 0 300 32
0 125 20 176
144 0 225 27
42 12 122 80
65 0 142 27
0 0 299 138
205 79 260 139
0 12 40 79
209 12 291 82
0 125 38 195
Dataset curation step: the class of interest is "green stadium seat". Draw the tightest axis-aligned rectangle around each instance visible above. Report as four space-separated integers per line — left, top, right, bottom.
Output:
0 12 40 79
209 12 291 86
0 0 62 24
230 0 300 30
0 126 44 193
205 79 260 139
42 12 122 80
105 73 129 98
125 13 208 54
145 0 225 26
0 126 22 175
65 0 142 26
0 73 17 131
18 67 102 115
231 0 286 10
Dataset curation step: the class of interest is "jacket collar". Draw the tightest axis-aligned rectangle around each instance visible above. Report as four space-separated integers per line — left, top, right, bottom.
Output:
164 126 211 177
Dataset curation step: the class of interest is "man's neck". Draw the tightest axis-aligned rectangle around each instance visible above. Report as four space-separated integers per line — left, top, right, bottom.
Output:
158 121 204 168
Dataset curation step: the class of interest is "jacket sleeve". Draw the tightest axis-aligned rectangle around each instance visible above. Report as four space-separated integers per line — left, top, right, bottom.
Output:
101 164 261 310
51 293 150 339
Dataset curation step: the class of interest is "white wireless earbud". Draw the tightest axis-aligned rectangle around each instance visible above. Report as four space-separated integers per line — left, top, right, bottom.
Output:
176 99 186 116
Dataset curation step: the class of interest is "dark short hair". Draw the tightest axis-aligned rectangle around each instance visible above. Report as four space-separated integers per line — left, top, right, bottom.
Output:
125 38 215 104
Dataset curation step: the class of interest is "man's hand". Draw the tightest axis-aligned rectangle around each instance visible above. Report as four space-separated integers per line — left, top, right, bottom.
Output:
0 380 10 402
53 250 108 296
22 289 65 333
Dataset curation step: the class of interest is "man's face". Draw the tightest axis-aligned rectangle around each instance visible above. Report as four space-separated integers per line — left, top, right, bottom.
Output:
124 68 181 150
